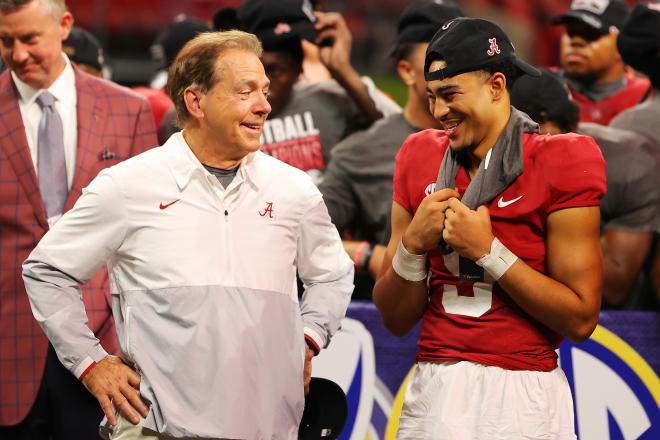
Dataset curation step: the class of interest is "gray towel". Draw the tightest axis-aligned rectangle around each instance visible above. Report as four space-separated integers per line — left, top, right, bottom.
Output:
435 107 539 209
435 107 538 254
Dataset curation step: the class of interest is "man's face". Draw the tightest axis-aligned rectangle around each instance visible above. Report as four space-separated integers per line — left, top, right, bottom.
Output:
407 42 432 112
426 60 495 152
198 49 271 156
560 19 620 83
0 0 72 89
260 50 301 115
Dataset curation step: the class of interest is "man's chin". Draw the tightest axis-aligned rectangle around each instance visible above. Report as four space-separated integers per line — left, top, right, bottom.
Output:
564 69 598 86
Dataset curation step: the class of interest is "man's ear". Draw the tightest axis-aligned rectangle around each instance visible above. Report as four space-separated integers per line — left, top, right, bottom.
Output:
183 87 205 121
489 72 507 102
397 59 415 87
59 11 73 41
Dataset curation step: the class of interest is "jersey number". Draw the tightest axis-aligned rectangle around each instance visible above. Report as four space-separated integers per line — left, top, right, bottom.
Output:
441 252 493 317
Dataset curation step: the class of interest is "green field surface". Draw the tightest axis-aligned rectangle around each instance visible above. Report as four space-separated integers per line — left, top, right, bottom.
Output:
371 75 408 107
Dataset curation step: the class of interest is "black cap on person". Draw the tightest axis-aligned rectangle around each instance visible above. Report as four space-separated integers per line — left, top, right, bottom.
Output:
617 2 660 88
298 378 348 440
151 16 210 68
424 17 540 82
396 0 464 45
238 0 319 43
511 68 580 127
63 27 105 72
552 0 630 33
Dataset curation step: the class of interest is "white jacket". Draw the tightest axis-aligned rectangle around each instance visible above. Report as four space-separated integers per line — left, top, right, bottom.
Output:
23 132 354 439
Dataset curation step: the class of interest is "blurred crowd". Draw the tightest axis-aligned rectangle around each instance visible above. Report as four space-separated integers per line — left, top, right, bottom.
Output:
9 0 659 311
1 0 659 438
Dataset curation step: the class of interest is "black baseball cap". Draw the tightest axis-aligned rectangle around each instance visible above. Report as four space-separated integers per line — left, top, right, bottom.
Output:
396 0 464 45
151 16 210 68
617 2 660 88
511 68 580 128
238 0 319 43
424 17 540 82
298 378 348 440
63 27 105 72
213 7 241 31
552 0 630 32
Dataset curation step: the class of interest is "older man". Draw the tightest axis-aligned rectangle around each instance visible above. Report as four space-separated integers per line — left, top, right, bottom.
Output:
22 30 353 439
0 0 156 439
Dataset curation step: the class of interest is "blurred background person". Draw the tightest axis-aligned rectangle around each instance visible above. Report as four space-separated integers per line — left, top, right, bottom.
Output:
511 68 660 310
136 15 209 138
0 0 157 438
237 0 399 185
62 26 106 78
551 0 651 125
318 0 464 297
609 1 660 310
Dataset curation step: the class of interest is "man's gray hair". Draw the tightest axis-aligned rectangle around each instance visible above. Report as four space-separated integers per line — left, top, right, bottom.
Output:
0 0 67 20
166 30 263 126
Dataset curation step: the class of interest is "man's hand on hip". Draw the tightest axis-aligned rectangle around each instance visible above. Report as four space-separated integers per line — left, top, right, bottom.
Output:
304 345 315 395
82 355 149 426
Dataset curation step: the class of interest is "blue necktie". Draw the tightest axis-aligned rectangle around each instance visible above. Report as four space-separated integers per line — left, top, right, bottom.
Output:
36 91 68 219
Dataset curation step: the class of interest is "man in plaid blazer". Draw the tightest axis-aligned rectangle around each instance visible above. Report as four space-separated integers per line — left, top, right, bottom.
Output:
0 1 157 438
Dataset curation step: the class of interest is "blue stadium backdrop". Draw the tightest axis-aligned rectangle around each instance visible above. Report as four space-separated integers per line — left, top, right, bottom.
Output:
311 302 660 440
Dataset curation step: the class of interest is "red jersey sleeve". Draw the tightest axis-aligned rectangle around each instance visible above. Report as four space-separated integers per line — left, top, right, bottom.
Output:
392 142 412 213
536 133 607 214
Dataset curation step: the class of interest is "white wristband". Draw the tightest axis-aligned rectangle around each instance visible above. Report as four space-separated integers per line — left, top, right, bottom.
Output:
476 237 518 281
392 239 428 282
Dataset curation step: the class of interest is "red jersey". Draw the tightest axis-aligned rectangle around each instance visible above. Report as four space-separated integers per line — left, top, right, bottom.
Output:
132 86 173 129
570 75 650 125
393 130 606 371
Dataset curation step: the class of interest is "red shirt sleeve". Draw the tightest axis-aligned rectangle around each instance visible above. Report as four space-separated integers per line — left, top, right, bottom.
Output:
538 133 607 214
392 135 416 214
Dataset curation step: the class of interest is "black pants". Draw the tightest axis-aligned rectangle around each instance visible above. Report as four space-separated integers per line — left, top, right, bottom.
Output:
0 345 104 440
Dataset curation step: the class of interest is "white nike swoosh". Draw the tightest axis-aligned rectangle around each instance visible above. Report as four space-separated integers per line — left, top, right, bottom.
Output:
497 195 523 208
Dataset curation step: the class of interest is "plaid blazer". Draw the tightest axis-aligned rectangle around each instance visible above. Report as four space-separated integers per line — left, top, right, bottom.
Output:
0 67 158 425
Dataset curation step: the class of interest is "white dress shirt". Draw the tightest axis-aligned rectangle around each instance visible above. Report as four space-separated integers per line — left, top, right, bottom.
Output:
12 53 78 190
23 132 354 439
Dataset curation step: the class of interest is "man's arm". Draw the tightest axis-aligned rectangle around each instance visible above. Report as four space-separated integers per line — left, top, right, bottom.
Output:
601 230 652 307
443 200 602 343
314 12 383 123
651 239 660 308
298 190 354 361
373 189 459 336
22 171 147 425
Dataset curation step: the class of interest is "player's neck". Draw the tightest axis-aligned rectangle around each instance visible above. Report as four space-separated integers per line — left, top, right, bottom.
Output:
595 62 625 84
467 105 511 177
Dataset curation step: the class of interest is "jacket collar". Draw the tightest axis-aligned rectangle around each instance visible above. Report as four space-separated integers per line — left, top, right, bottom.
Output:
166 131 260 192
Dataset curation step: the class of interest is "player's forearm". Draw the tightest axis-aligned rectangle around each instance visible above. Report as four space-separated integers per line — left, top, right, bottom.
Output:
601 254 637 307
332 65 383 123
373 266 428 336
368 245 387 280
496 259 601 343
600 231 652 307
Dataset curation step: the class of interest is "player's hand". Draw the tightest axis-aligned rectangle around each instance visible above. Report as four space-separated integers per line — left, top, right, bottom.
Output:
82 355 148 426
403 188 460 254
443 199 494 260
304 345 315 395
314 11 352 76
